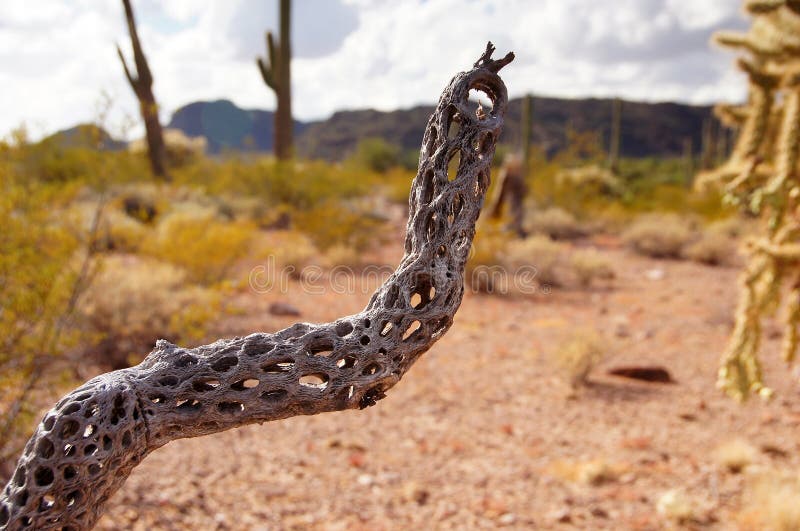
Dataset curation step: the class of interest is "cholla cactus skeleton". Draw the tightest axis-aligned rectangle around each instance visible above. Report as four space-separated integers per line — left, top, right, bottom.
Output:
698 0 800 400
0 43 514 530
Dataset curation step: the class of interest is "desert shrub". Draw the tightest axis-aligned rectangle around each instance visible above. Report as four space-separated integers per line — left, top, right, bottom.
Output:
656 489 696 523
293 199 387 252
503 235 565 288
0 174 91 466
683 229 738 266
742 470 800 531
79 255 219 370
714 439 758 473
622 213 695 258
466 223 513 293
251 230 321 281
352 137 401 173
129 128 207 168
570 249 615 288
551 332 606 388
525 207 586 240
144 209 256 284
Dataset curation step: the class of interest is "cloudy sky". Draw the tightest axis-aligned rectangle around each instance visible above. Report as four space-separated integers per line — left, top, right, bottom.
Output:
0 0 748 140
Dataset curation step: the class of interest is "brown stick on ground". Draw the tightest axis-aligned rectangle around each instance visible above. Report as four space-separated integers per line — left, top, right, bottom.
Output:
0 43 514 530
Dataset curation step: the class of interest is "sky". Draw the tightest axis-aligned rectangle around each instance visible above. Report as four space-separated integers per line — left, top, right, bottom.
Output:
0 0 748 140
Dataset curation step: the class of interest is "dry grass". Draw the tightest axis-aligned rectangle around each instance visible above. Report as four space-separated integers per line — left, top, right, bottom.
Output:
622 213 695 258
714 438 758 474
79 255 220 369
740 469 800 531
570 249 615 288
503 235 565 289
525 207 586 240
550 332 607 388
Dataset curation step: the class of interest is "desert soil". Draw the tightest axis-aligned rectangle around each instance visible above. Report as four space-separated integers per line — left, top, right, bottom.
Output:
96 238 800 530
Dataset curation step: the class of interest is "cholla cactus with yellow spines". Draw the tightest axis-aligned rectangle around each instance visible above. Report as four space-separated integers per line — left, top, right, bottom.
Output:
699 0 800 400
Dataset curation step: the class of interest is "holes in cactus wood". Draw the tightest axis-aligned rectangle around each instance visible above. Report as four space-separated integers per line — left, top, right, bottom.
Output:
149 394 166 404
310 342 335 357
177 399 201 412
62 403 80 415
402 321 422 341
88 463 102 476
218 401 245 414
176 354 198 368
63 466 77 481
260 389 288 402
121 430 132 448
158 376 178 387
40 493 55 511
446 109 461 140
193 378 220 392
63 444 76 458
43 416 55 431
469 88 493 114
447 150 461 182
83 444 97 457
347 385 355 399
82 424 96 438
60 420 79 439
211 356 238 372
65 490 81 507
420 168 435 204
336 321 354 337
336 355 357 369
362 363 380 376
37 438 55 459
410 293 422 308
360 335 371 346
34 466 54 486
380 322 394 337
262 361 295 374
232 378 260 390
299 374 329 390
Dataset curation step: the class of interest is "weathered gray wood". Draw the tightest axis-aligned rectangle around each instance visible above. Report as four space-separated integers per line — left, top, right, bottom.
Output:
0 43 513 531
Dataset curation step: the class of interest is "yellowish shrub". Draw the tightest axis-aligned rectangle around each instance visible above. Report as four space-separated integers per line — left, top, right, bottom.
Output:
526 207 586 240
293 199 387 252
466 222 513 293
683 231 737 266
622 213 695 258
503 235 565 288
570 249 615 288
79 255 219 369
743 469 800 531
714 438 758 473
551 332 607 388
144 209 256 285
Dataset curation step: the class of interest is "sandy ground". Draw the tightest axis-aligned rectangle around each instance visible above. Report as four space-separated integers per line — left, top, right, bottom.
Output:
95 242 800 530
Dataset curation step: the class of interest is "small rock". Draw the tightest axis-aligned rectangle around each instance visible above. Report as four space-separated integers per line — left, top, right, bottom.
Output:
268 302 301 316
357 474 373 486
645 268 665 280
612 315 630 338
548 508 572 523
498 513 516 525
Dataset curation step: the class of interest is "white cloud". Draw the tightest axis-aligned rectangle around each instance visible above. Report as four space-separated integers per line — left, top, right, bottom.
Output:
0 0 749 140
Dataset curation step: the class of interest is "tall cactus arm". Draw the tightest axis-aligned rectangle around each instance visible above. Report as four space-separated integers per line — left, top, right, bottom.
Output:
256 32 278 92
0 43 514 531
115 44 138 93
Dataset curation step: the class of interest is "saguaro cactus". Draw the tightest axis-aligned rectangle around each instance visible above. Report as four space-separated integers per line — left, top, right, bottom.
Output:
0 43 514 530
116 0 168 180
697 0 800 400
521 93 534 177
256 0 293 160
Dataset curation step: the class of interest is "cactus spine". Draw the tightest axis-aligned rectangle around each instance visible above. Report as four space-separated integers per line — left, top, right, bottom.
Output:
116 0 168 179
698 0 800 400
257 0 293 160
